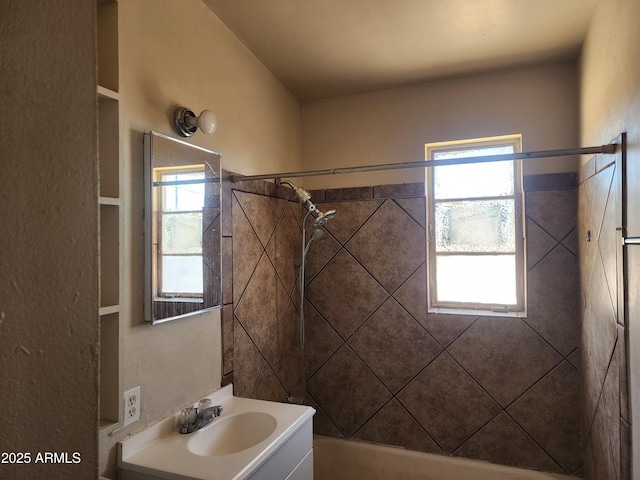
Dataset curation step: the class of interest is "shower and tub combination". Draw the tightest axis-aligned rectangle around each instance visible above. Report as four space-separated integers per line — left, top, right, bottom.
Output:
229 142 618 479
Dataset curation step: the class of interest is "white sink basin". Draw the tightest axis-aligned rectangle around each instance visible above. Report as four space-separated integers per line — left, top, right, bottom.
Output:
188 412 276 456
118 384 315 480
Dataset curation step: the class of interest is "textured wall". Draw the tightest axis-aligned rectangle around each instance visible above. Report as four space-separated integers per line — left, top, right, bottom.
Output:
301 63 579 190
227 175 582 475
0 2 99 479
100 1 302 476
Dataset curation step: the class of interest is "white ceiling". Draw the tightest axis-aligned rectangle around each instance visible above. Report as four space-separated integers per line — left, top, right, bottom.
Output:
204 0 597 101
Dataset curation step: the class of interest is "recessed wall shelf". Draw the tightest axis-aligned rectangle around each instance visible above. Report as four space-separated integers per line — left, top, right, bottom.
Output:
97 0 123 435
98 85 119 101
100 305 120 316
99 196 121 206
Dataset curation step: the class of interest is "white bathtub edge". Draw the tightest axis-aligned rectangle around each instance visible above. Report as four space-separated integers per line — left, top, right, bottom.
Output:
313 435 582 480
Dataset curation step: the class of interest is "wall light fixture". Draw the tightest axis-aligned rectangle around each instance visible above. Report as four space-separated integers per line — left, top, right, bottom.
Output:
173 107 217 137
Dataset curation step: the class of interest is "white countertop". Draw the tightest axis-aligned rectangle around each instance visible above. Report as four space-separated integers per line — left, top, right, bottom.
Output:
118 385 315 480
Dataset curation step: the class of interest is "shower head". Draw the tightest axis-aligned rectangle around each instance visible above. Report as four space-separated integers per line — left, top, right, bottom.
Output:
310 228 325 241
311 209 336 228
303 228 325 258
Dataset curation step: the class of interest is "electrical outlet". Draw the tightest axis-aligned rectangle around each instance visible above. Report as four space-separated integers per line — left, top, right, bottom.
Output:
124 386 141 426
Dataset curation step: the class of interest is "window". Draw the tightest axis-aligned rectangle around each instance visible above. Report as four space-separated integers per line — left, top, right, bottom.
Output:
425 135 525 316
153 165 205 299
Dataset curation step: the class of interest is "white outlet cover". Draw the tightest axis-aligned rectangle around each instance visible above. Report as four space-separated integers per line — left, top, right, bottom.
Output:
124 386 141 426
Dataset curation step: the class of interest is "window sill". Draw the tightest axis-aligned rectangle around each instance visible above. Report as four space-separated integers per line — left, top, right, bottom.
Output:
428 306 527 318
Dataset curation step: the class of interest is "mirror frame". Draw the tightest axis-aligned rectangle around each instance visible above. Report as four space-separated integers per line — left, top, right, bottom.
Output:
143 131 222 324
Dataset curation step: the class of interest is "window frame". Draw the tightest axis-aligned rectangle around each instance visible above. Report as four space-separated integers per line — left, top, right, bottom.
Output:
153 165 206 300
425 134 526 317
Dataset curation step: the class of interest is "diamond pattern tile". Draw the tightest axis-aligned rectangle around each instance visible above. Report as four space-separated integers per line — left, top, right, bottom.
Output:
234 190 287 247
582 255 618 429
526 245 580 355
585 163 614 243
306 395 342 437
448 317 561 406
526 219 558 268
253 364 287 402
508 361 581 472
347 200 425 292
233 318 266 398
398 353 501 453
591 399 618 479
234 253 288 354
567 348 580 371
393 263 427 324
306 249 388 338
578 183 598 294
354 399 443 454
420 313 478 348
526 189 577 240
222 304 234 375
600 337 621 473
304 301 343 377
303 227 341 283
266 203 301 295
599 188 619 317
562 228 578 255
394 198 426 228
232 195 263 302
349 298 441 393
455 413 561 473
307 345 391 437
267 298 304 393
320 199 383 244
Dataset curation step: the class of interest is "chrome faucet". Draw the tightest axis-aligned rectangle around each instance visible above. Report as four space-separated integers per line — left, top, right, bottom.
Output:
179 404 223 434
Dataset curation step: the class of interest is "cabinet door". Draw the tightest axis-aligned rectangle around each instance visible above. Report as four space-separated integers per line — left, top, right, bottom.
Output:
286 450 313 480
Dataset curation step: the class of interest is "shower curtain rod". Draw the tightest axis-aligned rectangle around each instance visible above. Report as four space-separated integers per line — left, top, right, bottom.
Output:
230 143 616 183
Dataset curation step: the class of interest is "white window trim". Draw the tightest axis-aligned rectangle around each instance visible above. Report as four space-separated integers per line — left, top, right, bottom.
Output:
425 134 527 318
153 165 205 300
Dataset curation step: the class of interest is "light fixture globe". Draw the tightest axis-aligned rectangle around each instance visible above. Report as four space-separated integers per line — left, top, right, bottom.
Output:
173 107 217 137
196 110 217 135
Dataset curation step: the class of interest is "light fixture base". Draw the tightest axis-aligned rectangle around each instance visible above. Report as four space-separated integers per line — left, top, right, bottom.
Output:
173 107 197 137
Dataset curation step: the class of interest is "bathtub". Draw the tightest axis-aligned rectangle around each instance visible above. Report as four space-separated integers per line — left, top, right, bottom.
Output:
313 436 582 480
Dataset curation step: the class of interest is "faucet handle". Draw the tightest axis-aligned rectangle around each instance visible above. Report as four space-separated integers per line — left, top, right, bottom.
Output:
179 407 197 427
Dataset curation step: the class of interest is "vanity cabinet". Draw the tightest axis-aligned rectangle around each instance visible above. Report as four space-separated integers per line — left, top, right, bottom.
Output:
246 420 313 480
97 0 123 429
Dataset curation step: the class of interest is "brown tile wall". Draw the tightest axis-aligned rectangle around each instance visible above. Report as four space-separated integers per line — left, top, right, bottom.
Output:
221 171 307 401
578 150 630 480
222 173 583 475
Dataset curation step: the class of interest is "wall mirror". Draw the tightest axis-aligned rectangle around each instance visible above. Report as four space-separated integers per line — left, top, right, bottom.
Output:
143 131 221 324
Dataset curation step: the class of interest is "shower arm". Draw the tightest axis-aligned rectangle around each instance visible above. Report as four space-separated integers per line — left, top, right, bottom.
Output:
276 179 316 211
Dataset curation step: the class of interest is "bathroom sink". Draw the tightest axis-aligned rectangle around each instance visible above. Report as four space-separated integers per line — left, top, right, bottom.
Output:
118 384 315 480
188 412 276 456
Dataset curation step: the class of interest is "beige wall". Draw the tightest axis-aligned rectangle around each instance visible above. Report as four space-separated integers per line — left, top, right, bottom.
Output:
579 0 640 473
100 0 302 476
0 2 99 479
300 63 579 190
